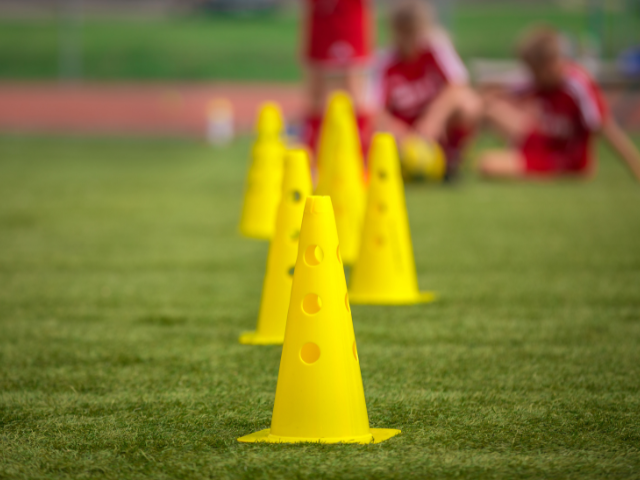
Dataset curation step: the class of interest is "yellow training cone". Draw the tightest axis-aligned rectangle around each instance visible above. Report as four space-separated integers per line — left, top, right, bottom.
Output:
314 92 365 264
239 102 286 240
315 91 363 196
256 101 285 137
349 133 435 305
329 115 366 264
239 149 313 345
238 196 401 444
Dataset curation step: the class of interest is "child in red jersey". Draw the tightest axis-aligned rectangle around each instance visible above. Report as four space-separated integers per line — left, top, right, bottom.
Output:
373 0 481 179
302 0 373 152
479 26 640 181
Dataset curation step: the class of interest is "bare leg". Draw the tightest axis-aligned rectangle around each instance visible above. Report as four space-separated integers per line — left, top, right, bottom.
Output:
475 92 539 179
416 85 483 140
478 149 526 179
303 65 369 165
343 66 368 112
484 94 535 143
305 66 325 116
306 65 368 113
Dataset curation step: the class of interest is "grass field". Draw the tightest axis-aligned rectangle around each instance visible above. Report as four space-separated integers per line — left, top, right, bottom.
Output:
1 134 640 479
0 4 637 81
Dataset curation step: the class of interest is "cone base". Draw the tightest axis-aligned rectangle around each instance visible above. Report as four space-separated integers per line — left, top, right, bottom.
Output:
239 331 284 345
237 428 401 444
349 291 436 305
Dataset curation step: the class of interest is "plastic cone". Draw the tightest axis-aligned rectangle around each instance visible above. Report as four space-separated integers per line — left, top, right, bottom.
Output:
256 101 285 137
314 92 365 264
315 91 363 196
349 133 435 305
239 149 313 345
238 196 401 444
328 115 366 264
239 102 286 240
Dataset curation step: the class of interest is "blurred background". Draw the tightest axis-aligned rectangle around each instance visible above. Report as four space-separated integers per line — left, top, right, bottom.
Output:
0 0 638 136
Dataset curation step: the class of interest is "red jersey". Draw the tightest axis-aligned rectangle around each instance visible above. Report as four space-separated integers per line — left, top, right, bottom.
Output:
519 63 608 174
374 31 468 126
305 0 372 67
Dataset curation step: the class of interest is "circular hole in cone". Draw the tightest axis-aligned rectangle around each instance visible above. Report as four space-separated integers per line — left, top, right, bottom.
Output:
300 342 320 364
337 245 342 264
345 292 350 312
302 294 322 315
304 245 324 266
291 190 302 203
353 341 358 361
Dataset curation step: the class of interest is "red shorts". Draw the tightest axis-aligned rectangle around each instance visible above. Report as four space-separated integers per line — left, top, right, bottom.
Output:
520 131 592 175
304 0 372 67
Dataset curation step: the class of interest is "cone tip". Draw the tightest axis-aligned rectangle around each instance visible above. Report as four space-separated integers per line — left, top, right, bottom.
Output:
286 147 310 166
304 195 332 215
328 90 352 104
256 102 284 134
327 91 354 117
282 149 312 192
372 131 396 146
369 132 400 169
259 101 282 113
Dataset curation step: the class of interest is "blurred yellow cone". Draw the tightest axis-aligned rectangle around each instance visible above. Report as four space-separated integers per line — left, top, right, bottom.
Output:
314 92 365 264
329 115 366 264
239 149 313 345
349 133 435 305
239 102 286 240
315 91 363 195
238 196 401 444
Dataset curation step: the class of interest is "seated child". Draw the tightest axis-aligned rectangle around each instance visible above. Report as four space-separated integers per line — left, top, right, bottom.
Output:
373 0 481 179
479 25 640 180
302 0 374 152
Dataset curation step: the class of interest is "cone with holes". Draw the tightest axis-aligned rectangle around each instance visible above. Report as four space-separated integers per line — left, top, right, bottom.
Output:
238 196 401 444
349 133 435 305
239 102 286 240
239 149 313 345
315 91 363 196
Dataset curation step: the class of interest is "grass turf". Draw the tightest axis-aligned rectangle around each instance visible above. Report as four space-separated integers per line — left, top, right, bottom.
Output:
0 4 637 81
1 134 640 479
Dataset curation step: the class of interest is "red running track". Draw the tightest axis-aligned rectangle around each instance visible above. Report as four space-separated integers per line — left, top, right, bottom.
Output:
0 82 303 137
0 82 637 137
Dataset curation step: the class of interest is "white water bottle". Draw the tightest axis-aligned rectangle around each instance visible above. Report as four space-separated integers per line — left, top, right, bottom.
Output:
206 98 234 146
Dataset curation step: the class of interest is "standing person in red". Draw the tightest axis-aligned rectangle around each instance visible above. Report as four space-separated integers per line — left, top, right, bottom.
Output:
373 0 482 180
479 26 640 181
302 0 374 154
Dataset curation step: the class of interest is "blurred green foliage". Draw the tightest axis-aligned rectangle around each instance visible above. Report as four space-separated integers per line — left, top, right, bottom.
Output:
0 4 637 81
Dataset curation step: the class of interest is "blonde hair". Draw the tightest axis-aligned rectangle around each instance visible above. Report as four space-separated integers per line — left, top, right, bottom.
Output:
517 25 562 67
389 0 433 36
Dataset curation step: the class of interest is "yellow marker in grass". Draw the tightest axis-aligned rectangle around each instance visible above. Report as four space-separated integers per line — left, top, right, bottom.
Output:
238 196 401 444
